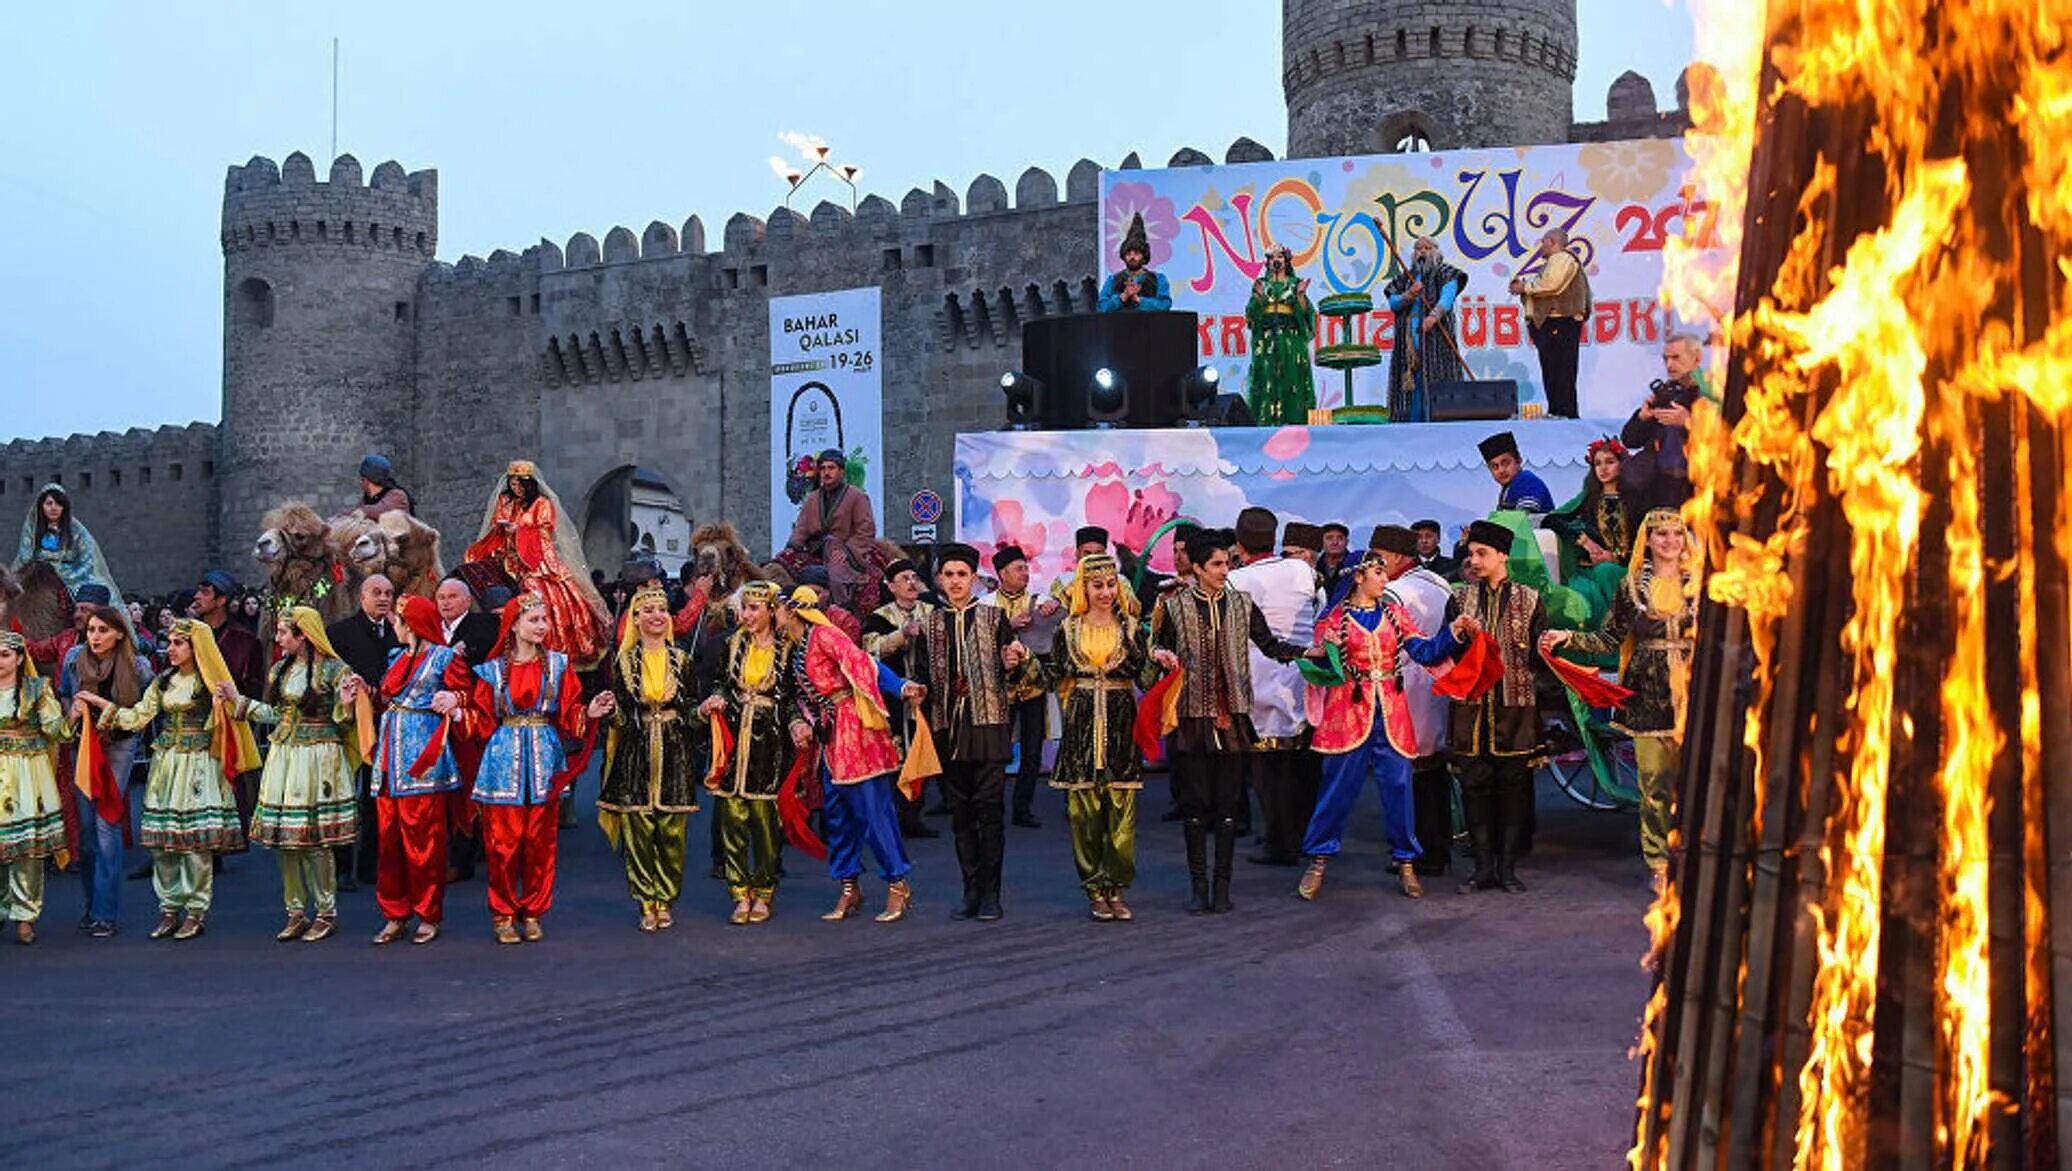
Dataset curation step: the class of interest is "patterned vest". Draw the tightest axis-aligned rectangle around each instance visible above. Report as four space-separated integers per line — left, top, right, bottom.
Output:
922 603 1008 729
1164 589 1255 720
1452 580 1540 708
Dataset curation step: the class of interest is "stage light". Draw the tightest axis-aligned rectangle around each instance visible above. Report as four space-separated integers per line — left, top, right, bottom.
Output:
1089 367 1128 426
1209 393 1255 427
1178 365 1222 425
1000 370 1045 430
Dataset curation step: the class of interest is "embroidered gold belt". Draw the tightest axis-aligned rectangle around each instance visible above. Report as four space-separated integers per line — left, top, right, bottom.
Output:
0 732 48 756
1637 639 1692 652
505 715 552 728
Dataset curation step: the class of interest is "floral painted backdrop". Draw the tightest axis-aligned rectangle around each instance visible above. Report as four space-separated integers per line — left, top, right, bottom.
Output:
1099 139 1727 419
954 419 1618 590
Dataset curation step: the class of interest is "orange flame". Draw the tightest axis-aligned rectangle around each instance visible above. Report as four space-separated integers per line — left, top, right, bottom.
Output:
1639 0 2071 1165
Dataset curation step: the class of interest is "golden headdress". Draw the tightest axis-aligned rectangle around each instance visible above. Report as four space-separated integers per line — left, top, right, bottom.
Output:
1065 552 1138 618
616 581 673 655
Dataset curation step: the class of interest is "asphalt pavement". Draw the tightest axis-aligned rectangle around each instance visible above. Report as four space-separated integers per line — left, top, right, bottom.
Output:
1 766 1652 1170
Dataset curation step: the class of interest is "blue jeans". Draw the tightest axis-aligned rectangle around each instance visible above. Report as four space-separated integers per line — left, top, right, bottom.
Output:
823 771 913 883
1303 720 1420 862
75 736 137 924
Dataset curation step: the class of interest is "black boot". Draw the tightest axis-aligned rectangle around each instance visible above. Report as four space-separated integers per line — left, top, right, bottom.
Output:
951 887 981 920
1497 786 1531 892
1458 795 1498 894
1211 819 1237 913
1183 820 1211 915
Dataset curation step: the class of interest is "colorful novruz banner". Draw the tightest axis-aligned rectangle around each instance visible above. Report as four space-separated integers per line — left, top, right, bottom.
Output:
1098 140 1717 418
769 287 884 552
954 420 1615 591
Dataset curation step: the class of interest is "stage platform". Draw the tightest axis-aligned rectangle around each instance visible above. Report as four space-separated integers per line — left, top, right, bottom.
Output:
953 418 1622 586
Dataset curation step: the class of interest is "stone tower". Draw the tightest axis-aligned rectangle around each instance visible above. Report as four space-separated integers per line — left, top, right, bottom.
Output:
1282 0 1578 156
217 152 437 554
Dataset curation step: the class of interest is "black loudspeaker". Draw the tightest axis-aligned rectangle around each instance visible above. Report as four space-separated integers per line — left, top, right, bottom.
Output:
1428 379 1520 422
1020 311 1200 429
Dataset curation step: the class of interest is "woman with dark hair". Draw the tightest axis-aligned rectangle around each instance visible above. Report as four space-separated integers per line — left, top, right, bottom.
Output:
59 602 153 937
464 460 611 668
215 606 361 942
1543 436 1635 624
15 483 127 620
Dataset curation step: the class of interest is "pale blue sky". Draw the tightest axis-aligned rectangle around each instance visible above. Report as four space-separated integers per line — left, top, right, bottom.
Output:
0 1 1693 443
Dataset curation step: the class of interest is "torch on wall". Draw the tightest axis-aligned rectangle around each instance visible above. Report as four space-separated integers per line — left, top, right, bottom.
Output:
1634 0 2072 1168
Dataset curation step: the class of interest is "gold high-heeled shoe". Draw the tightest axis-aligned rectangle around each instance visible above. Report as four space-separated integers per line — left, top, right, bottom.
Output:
821 878 863 921
875 879 913 923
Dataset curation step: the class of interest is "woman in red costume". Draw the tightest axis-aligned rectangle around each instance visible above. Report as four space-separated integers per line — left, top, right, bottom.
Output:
459 593 597 944
464 460 612 668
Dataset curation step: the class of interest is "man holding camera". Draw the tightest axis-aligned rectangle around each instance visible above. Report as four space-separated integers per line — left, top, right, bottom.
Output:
1619 334 1712 517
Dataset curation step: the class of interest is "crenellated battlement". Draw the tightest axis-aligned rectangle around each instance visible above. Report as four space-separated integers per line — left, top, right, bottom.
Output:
523 139 1273 275
221 151 438 258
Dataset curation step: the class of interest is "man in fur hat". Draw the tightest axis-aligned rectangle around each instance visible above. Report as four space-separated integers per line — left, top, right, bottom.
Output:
1098 213 1172 312
1405 519 1549 894
1226 508 1322 869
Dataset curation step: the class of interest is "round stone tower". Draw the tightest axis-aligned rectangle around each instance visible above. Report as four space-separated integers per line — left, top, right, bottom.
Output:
1282 0 1577 157
218 151 437 562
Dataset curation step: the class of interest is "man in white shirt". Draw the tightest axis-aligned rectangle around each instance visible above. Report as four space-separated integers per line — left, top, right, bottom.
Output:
1226 507 1320 867
1370 525 1456 876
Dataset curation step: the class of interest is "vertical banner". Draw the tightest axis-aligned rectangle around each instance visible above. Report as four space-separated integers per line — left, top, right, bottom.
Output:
769 287 883 553
1098 140 1721 418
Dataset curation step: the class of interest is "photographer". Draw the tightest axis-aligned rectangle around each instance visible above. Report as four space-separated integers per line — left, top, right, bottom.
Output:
1618 334 1711 517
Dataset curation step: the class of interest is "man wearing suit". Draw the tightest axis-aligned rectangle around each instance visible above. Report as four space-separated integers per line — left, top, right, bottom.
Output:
435 577 498 882
327 574 399 890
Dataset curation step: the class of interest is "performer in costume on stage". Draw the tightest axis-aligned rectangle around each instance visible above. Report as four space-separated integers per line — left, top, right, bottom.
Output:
1299 549 1427 900
862 557 940 839
1404 520 1549 894
82 620 255 940
1098 212 1172 312
1043 554 1156 921
1543 437 1634 623
1541 509 1699 881
909 544 1028 921
15 484 127 624
700 581 796 925
1245 243 1316 425
464 460 612 667
365 595 474 945
1149 528 1317 914
981 544 1053 830
777 587 924 924
0 632 73 944
217 606 361 942
1382 236 1469 423
1508 228 1591 418
593 582 703 933
461 594 596 944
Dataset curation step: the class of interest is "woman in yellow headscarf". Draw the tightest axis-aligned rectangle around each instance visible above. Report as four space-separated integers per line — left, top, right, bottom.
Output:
1541 508 1700 879
79 619 256 940
698 580 796 926
214 606 361 942
1042 553 1157 922
0 631 73 944
594 582 703 932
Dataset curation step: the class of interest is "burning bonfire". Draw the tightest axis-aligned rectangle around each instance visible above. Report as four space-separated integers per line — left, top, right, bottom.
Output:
1634 0 2071 1167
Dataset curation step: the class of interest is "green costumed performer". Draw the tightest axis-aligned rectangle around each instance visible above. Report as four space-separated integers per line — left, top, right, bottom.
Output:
1245 244 1317 425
